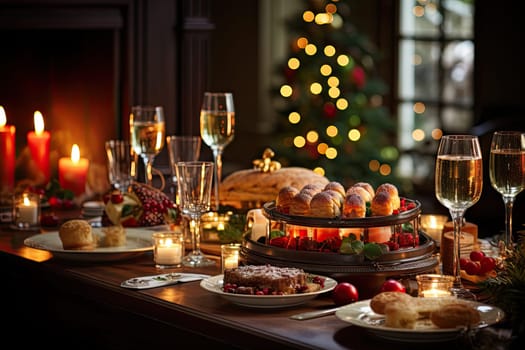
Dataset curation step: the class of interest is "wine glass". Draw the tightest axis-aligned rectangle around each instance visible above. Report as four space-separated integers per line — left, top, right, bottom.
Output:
489 131 525 256
129 105 165 187
166 135 202 203
199 92 235 211
435 135 483 300
175 161 216 267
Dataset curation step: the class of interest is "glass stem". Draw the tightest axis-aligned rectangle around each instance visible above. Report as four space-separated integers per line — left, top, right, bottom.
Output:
190 217 203 256
143 155 154 186
450 210 465 289
212 148 222 211
503 196 515 255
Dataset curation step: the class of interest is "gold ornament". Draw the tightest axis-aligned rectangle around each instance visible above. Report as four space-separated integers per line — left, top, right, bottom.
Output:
252 148 281 173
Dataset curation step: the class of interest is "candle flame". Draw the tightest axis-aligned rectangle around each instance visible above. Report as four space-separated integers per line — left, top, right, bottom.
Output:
0 106 6 127
71 144 80 163
34 111 45 134
23 195 31 206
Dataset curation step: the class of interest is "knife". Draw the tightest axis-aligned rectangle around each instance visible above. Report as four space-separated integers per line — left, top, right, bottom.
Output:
121 273 210 290
289 306 343 320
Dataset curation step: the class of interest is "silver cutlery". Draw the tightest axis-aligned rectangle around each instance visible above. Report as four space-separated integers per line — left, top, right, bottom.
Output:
121 273 210 290
289 306 343 320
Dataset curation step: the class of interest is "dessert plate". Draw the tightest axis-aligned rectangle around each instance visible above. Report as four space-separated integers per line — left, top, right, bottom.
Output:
24 228 155 262
335 299 505 343
200 274 337 308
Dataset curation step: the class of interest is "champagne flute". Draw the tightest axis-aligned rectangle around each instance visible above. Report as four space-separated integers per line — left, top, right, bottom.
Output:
435 135 483 300
489 131 525 256
199 92 235 211
175 161 216 267
129 106 165 187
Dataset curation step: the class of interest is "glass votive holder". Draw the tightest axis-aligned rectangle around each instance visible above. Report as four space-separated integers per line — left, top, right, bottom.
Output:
152 232 184 269
221 243 241 274
416 274 454 298
419 214 448 245
12 192 40 230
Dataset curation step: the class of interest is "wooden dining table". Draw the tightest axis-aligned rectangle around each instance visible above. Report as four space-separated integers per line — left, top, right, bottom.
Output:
0 208 491 350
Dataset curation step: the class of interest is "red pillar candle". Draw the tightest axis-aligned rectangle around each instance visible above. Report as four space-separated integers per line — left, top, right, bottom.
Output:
27 111 51 185
59 144 89 196
0 106 16 192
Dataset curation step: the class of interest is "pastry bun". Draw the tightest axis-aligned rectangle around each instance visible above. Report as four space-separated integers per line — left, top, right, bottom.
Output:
346 185 373 203
342 193 366 218
370 191 394 216
276 186 299 214
370 291 414 315
289 191 313 216
310 191 341 218
376 183 400 210
430 303 481 328
353 182 375 200
59 219 96 250
324 181 345 198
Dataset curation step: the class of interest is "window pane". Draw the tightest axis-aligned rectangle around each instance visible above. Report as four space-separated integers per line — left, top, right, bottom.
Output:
442 106 474 132
442 40 474 104
400 0 441 37
399 40 441 100
443 0 474 37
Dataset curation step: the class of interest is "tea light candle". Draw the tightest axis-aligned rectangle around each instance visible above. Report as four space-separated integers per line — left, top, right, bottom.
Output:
420 214 448 243
0 106 15 192
221 243 241 273
153 232 184 268
14 192 39 227
27 111 51 185
59 144 89 196
416 274 454 298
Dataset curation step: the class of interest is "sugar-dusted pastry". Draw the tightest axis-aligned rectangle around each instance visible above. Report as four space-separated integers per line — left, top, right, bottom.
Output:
59 219 96 250
300 183 324 197
376 183 401 210
342 193 366 218
310 191 341 218
353 182 375 200
324 181 345 198
324 189 344 207
370 191 394 216
346 185 373 203
289 191 313 216
275 186 299 214
370 291 414 314
430 302 481 328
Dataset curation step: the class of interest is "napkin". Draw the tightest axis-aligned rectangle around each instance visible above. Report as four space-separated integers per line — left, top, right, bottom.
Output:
121 273 210 290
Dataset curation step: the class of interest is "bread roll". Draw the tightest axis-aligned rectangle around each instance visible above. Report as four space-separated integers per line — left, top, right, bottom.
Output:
276 186 299 214
346 185 373 203
342 193 366 218
310 191 340 218
376 183 400 210
370 291 414 314
289 191 313 216
100 225 126 247
353 182 375 199
430 303 481 328
324 181 345 198
384 302 419 329
370 191 394 216
59 219 96 250
300 184 324 197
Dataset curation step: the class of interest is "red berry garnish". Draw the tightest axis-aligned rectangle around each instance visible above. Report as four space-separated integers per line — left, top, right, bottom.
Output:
464 260 481 275
470 250 485 262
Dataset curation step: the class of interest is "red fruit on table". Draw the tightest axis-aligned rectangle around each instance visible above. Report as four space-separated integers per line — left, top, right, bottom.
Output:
460 257 469 269
464 260 481 275
332 282 359 306
479 256 496 274
380 279 406 293
470 250 485 262
111 192 124 204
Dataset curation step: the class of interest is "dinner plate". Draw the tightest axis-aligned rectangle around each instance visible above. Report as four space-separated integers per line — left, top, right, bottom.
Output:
24 228 155 262
200 274 337 308
335 299 505 343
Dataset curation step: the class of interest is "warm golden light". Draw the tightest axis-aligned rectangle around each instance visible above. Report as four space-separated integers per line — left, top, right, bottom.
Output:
297 37 308 49
326 125 338 137
325 3 337 14
431 128 443 140
336 98 348 110
412 129 425 141
413 5 425 17
320 64 332 76
293 136 306 148
413 102 426 114
306 130 319 143
313 167 325 176
288 112 301 124
324 45 336 57
315 13 332 25
71 144 81 163
337 54 350 66
0 106 6 127
317 143 328 154
369 159 380 172
328 87 340 98
33 111 45 135
348 129 361 141
303 10 315 22
379 164 391 176
325 147 337 159
305 43 317 55
310 82 322 94
288 57 300 70
327 76 339 87
280 85 293 97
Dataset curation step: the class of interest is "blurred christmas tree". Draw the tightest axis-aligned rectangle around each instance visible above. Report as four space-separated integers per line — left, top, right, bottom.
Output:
271 0 400 189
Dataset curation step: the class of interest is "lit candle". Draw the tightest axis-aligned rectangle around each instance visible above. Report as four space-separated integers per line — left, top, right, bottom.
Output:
27 111 51 185
221 243 240 273
153 232 184 268
420 289 452 298
0 106 16 192
416 274 454 298
58 144 89 196
15 193 39 226
223 256 238 269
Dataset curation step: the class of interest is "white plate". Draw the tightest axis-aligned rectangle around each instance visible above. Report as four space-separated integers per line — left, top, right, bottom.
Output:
335 299 505 343
200 274 337 309
24 228 155 262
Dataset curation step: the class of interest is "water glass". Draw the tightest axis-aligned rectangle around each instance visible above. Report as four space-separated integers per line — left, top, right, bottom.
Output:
105 140 136 191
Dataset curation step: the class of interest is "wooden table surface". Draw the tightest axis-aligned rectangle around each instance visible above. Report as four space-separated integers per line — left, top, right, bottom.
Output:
0 211 477 350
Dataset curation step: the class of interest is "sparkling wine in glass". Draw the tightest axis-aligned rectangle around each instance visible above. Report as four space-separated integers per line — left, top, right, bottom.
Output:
130 106 165 187
200 92 235 211
435 135 483 300
175 161 215 267
489 131 525 256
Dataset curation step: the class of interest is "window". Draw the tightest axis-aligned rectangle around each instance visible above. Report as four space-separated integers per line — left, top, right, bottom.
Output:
397 0 475 184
